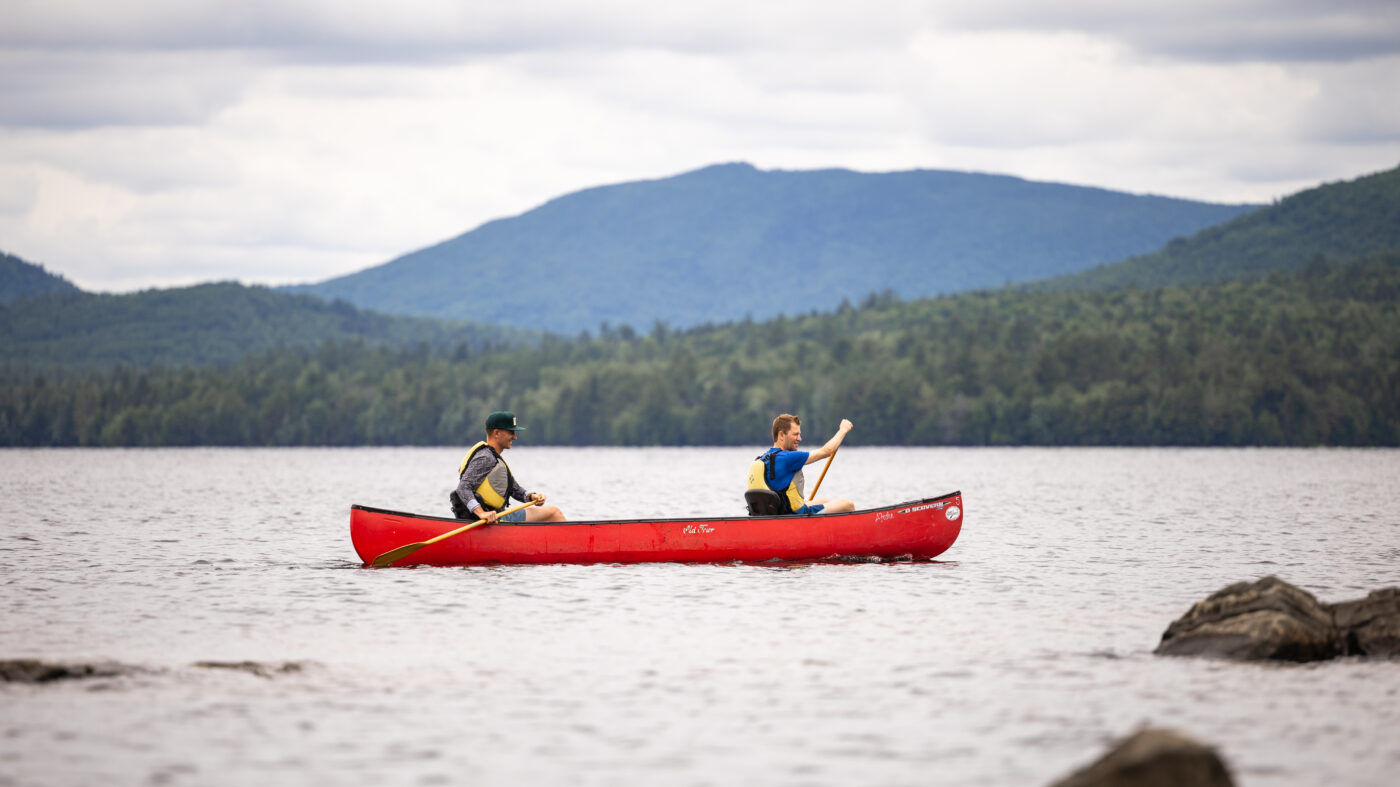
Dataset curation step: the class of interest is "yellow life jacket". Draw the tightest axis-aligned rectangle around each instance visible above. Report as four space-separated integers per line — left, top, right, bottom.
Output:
746 448 805 515
458 440 515 511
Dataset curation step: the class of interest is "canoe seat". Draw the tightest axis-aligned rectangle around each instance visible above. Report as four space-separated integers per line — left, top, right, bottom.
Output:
744 489 783 517
448 490 472 519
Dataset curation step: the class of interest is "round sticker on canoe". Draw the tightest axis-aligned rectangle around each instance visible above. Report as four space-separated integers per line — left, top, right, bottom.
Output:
945 505 961 521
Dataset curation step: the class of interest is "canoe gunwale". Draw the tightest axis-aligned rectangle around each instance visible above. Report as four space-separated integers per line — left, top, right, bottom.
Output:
350 489 962 529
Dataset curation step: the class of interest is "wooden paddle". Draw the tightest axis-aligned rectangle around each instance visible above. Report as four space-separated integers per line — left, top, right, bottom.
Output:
806 445 838 504
370 499 540 567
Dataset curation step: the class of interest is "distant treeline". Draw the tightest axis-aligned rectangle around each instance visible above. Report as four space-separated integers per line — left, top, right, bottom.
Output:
3 254 1397 447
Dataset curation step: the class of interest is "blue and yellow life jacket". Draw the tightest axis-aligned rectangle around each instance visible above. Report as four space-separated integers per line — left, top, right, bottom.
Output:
746 448 805 515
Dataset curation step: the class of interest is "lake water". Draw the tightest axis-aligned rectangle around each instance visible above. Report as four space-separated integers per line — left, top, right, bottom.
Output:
2 447 1398 786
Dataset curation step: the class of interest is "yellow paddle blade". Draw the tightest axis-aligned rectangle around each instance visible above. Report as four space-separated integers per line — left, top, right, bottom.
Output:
368 499 538 567
371 541 428 568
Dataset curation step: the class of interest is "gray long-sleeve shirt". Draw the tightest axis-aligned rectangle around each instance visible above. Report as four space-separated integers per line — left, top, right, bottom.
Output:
456 447 531 515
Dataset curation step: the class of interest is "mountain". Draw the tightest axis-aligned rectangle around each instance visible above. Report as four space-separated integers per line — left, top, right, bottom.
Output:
1 251 81 304
1042 164 1400 290
0 282 529 372
284 163 1257 333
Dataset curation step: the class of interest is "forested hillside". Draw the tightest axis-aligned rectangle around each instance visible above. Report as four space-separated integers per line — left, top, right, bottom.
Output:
0 281 530 372
1046 165 1400 290
6 254 1395 447
286 163 1256 333
1 252 80 304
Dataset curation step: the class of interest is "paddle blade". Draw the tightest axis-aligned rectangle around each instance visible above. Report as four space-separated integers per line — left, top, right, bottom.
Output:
368 501 531 567
370 541 426 568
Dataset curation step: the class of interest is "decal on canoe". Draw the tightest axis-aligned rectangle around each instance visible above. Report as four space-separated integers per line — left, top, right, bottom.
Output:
905 501 947 514
874 511 895 522
683 524 715 534
945 506 961 521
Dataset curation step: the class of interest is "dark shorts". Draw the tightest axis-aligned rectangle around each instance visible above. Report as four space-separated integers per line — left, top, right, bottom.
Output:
794 503 825 516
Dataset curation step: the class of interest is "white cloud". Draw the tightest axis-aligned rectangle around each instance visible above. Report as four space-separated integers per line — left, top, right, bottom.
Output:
0 0 1397 292
0 1 920 60
1294 56 1400 144
0 49 252 129
0 164 39 216
934 0 1400 63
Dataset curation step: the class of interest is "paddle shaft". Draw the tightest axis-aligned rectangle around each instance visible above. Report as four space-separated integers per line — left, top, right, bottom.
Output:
370 499 539 567
806 445 838 503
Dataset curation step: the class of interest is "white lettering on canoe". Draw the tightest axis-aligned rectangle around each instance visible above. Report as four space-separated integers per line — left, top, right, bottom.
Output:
908 502 946 513
683 524 715 534
874 511 895 522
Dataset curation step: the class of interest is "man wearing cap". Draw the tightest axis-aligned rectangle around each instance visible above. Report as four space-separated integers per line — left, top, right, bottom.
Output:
450 411 566 523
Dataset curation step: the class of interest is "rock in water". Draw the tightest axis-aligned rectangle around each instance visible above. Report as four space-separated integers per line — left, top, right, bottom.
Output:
1330 587 1400 657
1155 576 1339 661
1048 728 1234 787
0 659 136 683
192 660 308 678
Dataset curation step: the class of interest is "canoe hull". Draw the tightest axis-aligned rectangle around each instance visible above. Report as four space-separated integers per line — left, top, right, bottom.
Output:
350 491 963 566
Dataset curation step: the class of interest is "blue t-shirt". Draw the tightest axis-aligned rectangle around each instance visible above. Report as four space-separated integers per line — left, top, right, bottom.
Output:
762 448 825 515
762 448 809 494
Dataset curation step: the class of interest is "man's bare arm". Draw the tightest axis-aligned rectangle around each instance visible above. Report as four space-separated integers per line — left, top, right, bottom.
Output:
806 419 853 463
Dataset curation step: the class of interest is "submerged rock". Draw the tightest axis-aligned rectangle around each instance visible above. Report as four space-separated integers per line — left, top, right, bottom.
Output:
1 659 316 684
1156 577 1400 662
0 659 138 683
1048 728 1234 787
192 660 308 678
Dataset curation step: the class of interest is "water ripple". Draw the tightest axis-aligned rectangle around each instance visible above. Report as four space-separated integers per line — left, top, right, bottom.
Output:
0 447 1397 786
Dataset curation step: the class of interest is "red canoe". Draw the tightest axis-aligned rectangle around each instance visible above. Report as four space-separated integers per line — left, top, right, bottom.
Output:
350 491 963 566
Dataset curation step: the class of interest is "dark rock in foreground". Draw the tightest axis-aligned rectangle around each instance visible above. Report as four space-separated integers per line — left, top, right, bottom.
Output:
1156 576 1400 661
0 659 139 683
1048 728 1234 787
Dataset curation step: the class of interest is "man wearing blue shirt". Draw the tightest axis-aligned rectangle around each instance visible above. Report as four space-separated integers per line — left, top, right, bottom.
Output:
754 413 855 515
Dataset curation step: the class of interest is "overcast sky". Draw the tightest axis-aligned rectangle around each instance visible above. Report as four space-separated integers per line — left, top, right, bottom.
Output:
2 0 1398 293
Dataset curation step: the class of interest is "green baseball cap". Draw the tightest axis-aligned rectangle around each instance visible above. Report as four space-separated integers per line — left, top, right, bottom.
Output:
485 411 525 432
